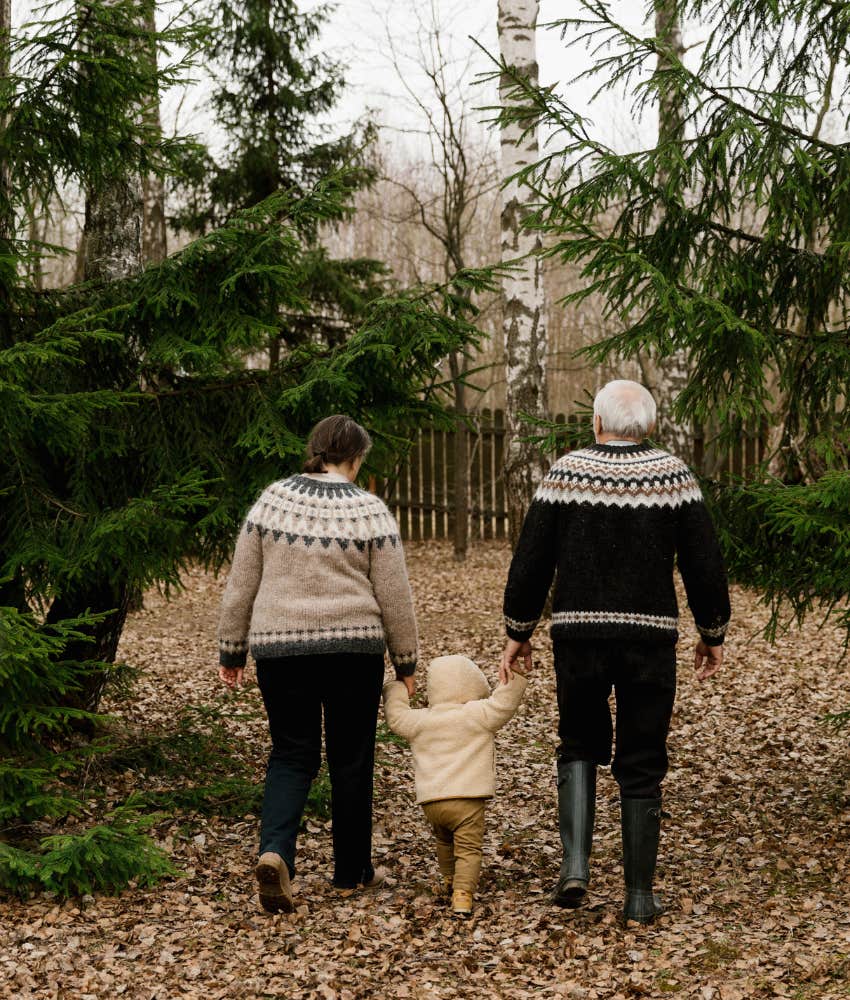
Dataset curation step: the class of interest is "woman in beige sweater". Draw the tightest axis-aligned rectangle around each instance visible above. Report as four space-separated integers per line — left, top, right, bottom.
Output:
218 415 418 913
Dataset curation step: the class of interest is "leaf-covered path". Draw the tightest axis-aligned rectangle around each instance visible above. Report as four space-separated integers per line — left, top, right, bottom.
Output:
3 542 850 999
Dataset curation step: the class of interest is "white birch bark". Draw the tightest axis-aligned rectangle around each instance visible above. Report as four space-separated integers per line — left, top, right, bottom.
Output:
652 0 693 463
83 176 143 283
498 0 547 547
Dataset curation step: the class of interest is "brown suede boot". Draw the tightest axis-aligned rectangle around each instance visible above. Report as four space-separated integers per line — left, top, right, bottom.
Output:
255 852 294 914
334 865 387 897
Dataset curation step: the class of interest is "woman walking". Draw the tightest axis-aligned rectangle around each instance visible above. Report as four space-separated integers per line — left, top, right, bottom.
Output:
217 415 418 912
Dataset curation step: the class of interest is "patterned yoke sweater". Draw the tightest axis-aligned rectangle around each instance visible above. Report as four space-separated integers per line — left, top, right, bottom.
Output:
503 442 731 648
218 472 418 675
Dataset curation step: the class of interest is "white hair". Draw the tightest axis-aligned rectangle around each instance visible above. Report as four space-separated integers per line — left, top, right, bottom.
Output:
593 380 657 440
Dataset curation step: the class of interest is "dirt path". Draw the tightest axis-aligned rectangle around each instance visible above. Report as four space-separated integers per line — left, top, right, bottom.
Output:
3 541 850 999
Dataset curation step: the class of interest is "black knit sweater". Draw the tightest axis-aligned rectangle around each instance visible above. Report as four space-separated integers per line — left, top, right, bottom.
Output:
503 442 731 647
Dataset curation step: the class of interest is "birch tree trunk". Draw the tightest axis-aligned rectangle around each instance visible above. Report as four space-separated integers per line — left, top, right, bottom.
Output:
651 0 693 464
83 174 143 283
498 0 547 548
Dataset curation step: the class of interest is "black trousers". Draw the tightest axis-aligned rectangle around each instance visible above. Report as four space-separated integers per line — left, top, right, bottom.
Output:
554 638 677 799
255 652 385 889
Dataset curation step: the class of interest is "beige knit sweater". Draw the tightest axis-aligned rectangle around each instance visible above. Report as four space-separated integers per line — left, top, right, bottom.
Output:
382 655 527 804
218 472 418 674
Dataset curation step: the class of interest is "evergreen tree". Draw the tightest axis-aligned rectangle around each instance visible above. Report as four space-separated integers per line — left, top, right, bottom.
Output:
0 2 489 895
173 0 382 361
493 0 850 643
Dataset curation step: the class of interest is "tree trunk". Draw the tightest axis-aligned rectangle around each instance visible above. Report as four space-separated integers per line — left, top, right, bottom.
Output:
498 0 548 548
142 171 167 265
83 175 143 285
68 160 142 704
74 165 141 695
26 199 45 290
141 0 167 264
57 1 146 711
652 0 692 463
46 584 132 714
0 0 11 243
0 0 14 345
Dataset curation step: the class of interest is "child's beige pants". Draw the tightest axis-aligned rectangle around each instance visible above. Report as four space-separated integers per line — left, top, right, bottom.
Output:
421 797 486 895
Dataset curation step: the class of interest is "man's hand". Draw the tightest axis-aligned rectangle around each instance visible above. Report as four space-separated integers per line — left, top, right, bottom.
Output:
398 674 415 698
219 665 244 690
694 639 723 682
500 638 532 684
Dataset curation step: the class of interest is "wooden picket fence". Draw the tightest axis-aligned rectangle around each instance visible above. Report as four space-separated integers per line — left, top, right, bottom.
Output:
375 409 766 542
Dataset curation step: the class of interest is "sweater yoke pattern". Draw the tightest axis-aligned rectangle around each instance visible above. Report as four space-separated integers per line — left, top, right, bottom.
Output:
537 447 703 509
503 442 731 648
218 475 418 673
246 476 401 548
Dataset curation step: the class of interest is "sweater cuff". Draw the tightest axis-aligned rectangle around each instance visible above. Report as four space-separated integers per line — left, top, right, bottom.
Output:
700 633 725 648
392 652 417 677
219 641 248 669
504 613 539 643
697 620 729 648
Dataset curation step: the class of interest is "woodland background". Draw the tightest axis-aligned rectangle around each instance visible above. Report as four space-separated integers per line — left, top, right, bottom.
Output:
1 0 849 997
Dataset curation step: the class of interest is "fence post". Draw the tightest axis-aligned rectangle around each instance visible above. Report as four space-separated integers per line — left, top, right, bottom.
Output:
494 409 507 540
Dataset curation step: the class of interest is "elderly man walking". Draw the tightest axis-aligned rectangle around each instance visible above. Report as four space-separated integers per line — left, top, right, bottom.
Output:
502 380 730 923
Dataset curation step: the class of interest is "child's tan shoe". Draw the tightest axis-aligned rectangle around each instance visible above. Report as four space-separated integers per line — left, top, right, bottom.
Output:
255 852 294 914
451 889 473 917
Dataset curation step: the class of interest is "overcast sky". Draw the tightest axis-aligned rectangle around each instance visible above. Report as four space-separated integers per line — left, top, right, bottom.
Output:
161 0 658 160
321 1 652 139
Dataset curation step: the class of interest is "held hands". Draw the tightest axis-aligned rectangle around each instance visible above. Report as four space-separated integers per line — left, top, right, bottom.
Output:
694 639 723 682
219 665 244 690
500 638 533 684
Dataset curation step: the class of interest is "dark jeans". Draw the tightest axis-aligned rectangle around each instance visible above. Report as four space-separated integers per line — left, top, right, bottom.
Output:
554 639 677 799
255 652 385 889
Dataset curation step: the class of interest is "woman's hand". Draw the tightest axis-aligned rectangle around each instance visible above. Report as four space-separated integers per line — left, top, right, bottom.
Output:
398 674 415 698
219 665 244 690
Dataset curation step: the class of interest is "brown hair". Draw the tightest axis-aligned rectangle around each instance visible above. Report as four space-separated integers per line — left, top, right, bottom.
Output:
303 414 372 474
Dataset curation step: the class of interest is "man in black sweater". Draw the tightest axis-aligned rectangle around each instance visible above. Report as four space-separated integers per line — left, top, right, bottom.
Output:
501 380 730 923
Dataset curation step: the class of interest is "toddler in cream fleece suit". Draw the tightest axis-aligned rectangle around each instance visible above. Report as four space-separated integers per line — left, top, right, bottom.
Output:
382 654 527 916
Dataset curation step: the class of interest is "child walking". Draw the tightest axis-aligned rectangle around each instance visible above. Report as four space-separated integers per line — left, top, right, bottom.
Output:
382 654 528 916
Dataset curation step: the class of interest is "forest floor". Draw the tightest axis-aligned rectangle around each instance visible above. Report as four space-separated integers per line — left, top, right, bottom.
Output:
2 541 850 1000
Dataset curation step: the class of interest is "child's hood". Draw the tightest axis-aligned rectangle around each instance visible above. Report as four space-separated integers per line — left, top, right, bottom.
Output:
426 655 490 706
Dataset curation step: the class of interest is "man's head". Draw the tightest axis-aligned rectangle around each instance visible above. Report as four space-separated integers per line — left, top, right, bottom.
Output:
593 380 657 443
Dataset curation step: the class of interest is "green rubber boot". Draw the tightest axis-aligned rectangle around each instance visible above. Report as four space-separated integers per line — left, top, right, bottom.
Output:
551 760 596 908
621 797 665 924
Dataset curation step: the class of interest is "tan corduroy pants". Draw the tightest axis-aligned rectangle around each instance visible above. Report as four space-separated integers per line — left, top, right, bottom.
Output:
421 798 486 895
